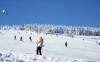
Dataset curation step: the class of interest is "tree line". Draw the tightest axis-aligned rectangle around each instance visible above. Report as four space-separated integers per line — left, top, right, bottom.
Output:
0 24 100 37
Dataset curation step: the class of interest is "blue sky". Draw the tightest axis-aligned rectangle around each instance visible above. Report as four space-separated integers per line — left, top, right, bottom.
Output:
0 0 100 27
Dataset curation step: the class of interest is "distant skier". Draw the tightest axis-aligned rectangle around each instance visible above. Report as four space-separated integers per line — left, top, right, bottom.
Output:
83 38 84 41
31 33 32 35
20 36 23 41
14 35 16 40
36 37 44 55
18 32 20 34
65 42 68 47
29 36 32 42
98 43 100 45
26 32 27 33
96 41 98 43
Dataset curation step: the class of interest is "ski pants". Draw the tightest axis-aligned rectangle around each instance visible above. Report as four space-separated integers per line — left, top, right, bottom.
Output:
36 47 42 55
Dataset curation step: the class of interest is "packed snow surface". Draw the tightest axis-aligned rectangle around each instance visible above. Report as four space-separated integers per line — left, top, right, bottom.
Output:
0 30 100 62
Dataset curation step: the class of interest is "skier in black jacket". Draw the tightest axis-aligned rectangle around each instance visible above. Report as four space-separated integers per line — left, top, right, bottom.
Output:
65 42 68 47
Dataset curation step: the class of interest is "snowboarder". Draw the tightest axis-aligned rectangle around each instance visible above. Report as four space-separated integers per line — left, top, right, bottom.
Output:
36 37 44 55
65 42 68 47
29 36 32 42
20 36 23 41
14 35 16 40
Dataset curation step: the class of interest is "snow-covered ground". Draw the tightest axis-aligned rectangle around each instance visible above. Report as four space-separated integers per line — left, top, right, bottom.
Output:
0 30 100 62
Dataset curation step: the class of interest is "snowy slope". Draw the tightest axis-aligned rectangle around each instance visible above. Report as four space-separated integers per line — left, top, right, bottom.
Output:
0 30 100 62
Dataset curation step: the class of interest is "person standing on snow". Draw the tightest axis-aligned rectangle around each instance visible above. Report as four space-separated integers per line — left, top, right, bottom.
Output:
29 36 32 42
20 36 23 41
14 35 16 40
65 41 68 47
36 37 44 55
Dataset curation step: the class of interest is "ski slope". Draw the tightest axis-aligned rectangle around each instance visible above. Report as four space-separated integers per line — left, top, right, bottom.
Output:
0 30 100 62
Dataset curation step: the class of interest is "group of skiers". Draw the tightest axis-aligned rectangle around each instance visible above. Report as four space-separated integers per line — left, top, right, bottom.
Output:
14 35 44 55
14 35 32 42
14 35 68 55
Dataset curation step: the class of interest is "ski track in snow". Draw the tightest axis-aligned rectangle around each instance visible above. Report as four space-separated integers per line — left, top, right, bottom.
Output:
0 30 100 62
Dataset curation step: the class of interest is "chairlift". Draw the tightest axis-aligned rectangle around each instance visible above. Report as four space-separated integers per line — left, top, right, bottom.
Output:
2 9 8 15
0 0 8 15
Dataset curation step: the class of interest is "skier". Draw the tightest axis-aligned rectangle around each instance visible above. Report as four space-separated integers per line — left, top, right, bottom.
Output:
29 36 32 42
31 33 32 35
14 35 16 40
65 41 68 47
36 37 44 55
98 43 100 45
18 32 20 34
20 36 23 41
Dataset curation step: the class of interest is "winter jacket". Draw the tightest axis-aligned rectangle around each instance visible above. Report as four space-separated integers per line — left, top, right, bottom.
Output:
36 37 44 47
37 41 44 47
